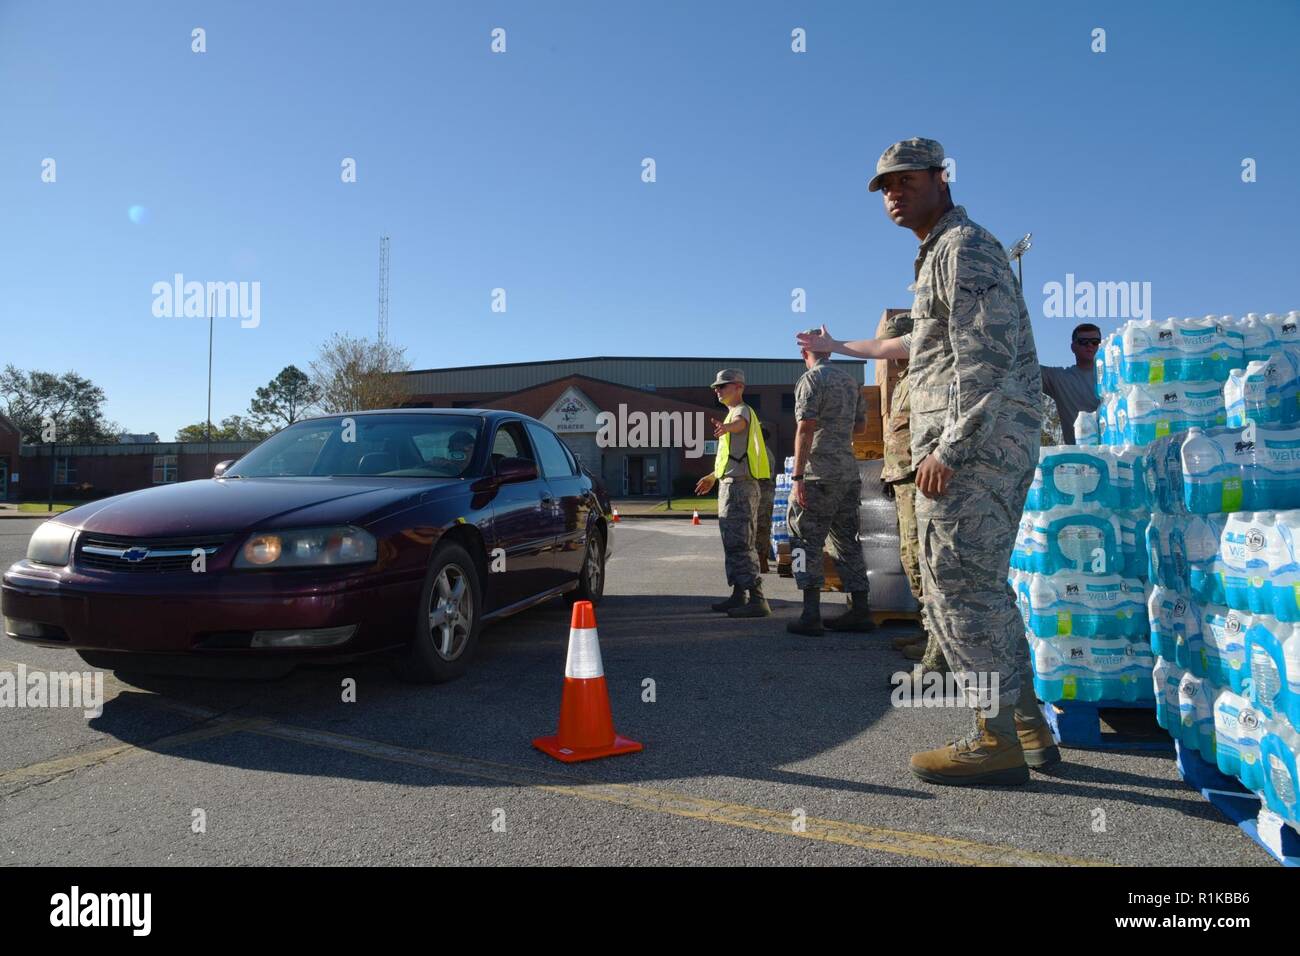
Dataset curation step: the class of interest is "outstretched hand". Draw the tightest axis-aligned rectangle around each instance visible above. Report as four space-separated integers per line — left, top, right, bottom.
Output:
795 324 835 353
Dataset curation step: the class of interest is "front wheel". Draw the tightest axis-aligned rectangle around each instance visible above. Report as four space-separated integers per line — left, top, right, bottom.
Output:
568 527 606 604
398 542 483 684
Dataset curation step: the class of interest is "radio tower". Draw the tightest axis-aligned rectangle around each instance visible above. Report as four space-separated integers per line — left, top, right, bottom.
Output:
377 235 390 344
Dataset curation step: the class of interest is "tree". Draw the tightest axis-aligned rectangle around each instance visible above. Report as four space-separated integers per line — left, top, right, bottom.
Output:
1041 392 1064 446
175 415 270 443
248 365 320 431
309 333 411 414
0 365 120 444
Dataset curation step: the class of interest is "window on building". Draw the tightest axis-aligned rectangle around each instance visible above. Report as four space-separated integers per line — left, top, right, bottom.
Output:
781 392 795 412
152 455 178 483
54 457 76 484
746 393 762 411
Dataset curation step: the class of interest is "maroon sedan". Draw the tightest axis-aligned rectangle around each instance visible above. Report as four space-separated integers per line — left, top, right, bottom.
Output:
2 410 612 682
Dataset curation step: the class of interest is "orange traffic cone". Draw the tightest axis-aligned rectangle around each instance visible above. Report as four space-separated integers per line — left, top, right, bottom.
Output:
611 507 620 523
691 509 701 525
533 601 642 763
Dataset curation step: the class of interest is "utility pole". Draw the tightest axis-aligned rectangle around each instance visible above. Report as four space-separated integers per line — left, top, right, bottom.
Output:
206 288 214 466
378 235 390 345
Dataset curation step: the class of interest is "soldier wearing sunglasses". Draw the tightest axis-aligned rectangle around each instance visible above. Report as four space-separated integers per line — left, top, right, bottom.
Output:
1041 324 1102 443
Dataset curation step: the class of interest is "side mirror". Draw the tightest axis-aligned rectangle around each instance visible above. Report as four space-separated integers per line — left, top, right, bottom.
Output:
214 460 236 478
495 457 538 484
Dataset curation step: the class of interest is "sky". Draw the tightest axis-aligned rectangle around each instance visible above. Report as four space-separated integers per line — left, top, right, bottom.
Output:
2 0 1298 441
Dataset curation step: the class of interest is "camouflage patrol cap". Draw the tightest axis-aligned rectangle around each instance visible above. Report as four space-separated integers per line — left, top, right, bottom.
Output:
711 368 745 388
868 137 945 192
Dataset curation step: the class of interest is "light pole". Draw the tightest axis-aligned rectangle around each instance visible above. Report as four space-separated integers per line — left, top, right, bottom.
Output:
206 289 214 466
1007 233 1032 290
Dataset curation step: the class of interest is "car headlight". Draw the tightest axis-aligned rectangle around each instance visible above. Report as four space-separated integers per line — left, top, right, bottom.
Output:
233 526 377 569
27 521 76 567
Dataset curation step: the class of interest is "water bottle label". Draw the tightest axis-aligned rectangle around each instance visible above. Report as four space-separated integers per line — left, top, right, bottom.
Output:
1062 674 1077 699
1149 357 1165 383
1156 420 1171 438
1057 612 1071 636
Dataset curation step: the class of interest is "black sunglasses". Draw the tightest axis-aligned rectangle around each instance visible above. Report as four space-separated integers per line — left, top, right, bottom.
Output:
1074 338 1101 347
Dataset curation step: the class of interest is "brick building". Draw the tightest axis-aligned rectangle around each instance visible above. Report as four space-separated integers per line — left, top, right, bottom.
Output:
400 356 870 497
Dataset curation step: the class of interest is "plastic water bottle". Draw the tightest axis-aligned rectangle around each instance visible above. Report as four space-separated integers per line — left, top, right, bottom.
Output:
1147 586 1178 661
1181 427 1242 514
1213 689 1267 790
1200 604 1251 691
1268 511 1300 622
1120 318 1168 384
1177 671 1217 761
1218 512 1278 615
1172 513 1226 605
1258 722 1300 825
1240 313 1280 365
1075 411 1100 446
1154 657 1185 732
1244 617 1300 733
1147 588 1205 675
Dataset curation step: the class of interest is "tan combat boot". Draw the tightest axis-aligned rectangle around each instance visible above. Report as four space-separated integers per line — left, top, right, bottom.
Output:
1014 686 1062 769
909 713 1030 787
891 633 927 651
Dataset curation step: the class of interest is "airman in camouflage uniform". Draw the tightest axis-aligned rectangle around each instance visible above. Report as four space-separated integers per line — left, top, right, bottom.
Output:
868 138 1057 785
696 368 772 619
786 338 875 636
880 312 947 673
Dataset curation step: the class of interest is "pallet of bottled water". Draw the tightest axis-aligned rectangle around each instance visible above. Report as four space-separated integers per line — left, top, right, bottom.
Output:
1012 442 1154 704
1091 311 1300 839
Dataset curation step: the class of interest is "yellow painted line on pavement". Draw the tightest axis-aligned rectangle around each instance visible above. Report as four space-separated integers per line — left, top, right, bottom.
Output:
246 722 1109 867
0 719 262 793
1 656 1106 866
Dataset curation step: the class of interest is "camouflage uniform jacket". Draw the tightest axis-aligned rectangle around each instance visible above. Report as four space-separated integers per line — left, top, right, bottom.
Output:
794 358 868 481
906 206 1043 473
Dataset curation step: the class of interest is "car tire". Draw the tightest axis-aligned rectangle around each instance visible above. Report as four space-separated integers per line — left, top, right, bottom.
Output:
568 526 606 605
399 541 483 684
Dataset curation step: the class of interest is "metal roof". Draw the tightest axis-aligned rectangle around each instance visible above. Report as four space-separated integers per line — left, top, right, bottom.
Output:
402 356 866 395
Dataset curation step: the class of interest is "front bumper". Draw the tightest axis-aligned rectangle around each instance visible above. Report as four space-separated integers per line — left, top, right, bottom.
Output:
1 559 419 656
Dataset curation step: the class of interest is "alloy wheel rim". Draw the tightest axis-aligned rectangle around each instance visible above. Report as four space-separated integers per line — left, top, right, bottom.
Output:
428 563 472 660
586 536 603 595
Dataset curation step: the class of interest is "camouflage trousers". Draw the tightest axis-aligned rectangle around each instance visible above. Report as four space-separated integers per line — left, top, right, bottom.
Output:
756 478 775 563
788 479 870 593
916 461 1035 715
718 477 760 590
891 477 923 603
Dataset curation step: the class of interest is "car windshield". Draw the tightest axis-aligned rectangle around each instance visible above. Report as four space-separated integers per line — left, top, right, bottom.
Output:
227 414 483 478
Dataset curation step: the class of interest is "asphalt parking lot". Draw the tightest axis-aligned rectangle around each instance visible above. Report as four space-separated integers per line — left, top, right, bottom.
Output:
0 516 1272 866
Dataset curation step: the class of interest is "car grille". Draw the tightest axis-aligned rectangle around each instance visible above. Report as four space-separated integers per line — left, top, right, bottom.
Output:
77 533 233 573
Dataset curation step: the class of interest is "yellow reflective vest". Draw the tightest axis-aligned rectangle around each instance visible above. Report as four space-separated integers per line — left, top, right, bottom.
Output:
713 404 770 480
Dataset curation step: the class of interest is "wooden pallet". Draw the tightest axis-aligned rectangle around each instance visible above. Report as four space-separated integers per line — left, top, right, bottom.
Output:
1041 697 1172 752
1175 742 1300 867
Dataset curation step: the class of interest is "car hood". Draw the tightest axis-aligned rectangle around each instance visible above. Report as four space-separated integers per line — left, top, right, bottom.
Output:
59 477 455 538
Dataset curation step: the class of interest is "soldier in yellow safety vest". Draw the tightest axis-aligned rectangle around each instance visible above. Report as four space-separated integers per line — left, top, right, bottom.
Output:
695 368 772 618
